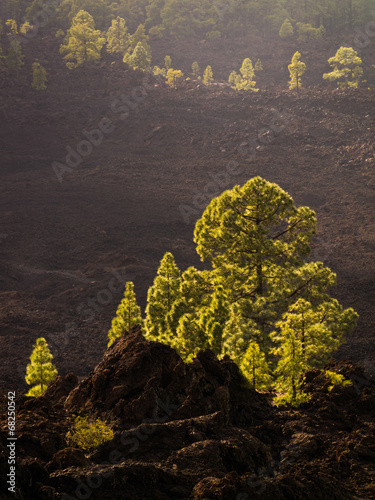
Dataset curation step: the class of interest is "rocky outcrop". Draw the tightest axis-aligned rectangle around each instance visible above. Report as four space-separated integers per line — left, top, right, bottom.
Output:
1 328 374 499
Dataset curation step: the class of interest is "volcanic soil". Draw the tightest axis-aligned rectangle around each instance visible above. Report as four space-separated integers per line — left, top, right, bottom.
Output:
0 33 374 391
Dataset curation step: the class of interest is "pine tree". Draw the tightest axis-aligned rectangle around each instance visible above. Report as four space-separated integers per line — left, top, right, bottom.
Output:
240 341 272 391
32 61 47 90
145 176 357 406
192 61 200 79
222 302 262 362
199 286 229 355
279 18 294 38
229 59 258 91
164 55 172 70
153 65 166 77
166 68 183 88
271 298 357 406
59 10 105 69
238 58 258 91
288 51 306 92
107 282 143 347
123 42 151 71
174 312 208 362
323 46 363 88
296 23 325 41
128 24 151 58
25 338 58 397
272 325 310 407
145 252 181 341
106 16 130 55
194 176 356 366
228 70 237 88
255 59 263 72
20 21 33 35
203 65 213 85
7 40 24 74
6 19 17 35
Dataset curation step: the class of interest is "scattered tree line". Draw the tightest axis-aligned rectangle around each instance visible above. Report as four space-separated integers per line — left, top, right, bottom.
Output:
0 8 368 91
1 0 374 39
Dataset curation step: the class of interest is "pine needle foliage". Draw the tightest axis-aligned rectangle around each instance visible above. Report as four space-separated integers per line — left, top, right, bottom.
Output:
192 61 200 78
240 341 272 391
60 10 105 69
25 338 58 397
323 46 363 88
203 65 213 85
279 18 293 38
66 416 114 451
288 51 306 92
228 59 258 91
108 282 143 347
145 252 182 340
106 16 130 55
123 41 151 70
166 68 183 88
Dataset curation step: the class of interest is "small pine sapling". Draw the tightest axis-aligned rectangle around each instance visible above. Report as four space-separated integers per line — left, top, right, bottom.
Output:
192 61 200 79
124 41 151 71
32 61 47 90
7 40 25 74
145 252 181 340
279 19 293 38
166 68 183 88
25 338 58 397
106 16 130 55
107 282 143 347
240 341 272 391
255 59 263 71
164 55 172 70
203 65 213 85
66 416 114 451
288 51 306 92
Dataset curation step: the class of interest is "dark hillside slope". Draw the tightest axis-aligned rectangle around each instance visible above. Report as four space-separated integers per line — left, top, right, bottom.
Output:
0 34 374 389
1 328 375 499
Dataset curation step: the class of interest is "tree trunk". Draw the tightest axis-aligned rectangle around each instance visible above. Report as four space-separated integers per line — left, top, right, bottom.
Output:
252 352 256 390
255 218 263 294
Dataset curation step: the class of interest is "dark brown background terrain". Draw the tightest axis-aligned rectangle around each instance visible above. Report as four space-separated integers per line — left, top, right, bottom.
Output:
0 33 374 391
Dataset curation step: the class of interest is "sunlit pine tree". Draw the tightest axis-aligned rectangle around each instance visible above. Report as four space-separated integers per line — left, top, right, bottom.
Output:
25 338 58 397
145 252 182 341
108 282 143 347
60 10 105 69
